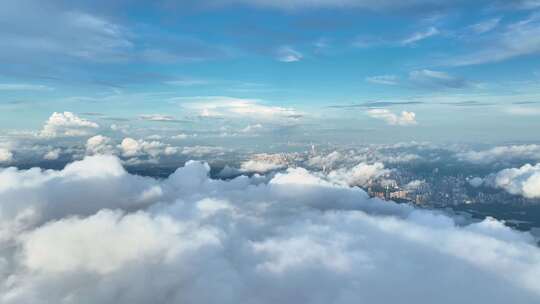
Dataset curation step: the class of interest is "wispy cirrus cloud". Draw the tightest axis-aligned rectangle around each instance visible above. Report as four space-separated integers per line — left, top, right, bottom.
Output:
468 17 501 34
0 83 53 91
329 101 423 108
449 13 540 66
409 69 475 89
276 46 303 62
402 27 439 45
366 75 399 85
139 114 190 123
40 112 99 138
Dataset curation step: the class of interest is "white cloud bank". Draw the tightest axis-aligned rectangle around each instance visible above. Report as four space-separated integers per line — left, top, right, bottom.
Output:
40 112 99 138
457 144 540 164
181 96 301 121
0 155 539 303
485 163 540 198
450 13 540 66
367 109 417 126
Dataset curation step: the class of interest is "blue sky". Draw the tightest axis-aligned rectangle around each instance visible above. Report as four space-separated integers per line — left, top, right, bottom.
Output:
1 0 540 143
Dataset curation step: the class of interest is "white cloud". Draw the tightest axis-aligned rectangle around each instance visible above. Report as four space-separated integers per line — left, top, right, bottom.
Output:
366 75 399 85
457 145 540 164
240 160 286 173
468 177 484 187
215 0 462 10
367 109 417 126
409 69 472 89
1 156 539 303
505 106 540 116
402 27 439 45
405 179 426 189
469 17 501 34
139 114 179 122
512 0 540 9
0 83 53 91
0 148 13 163
43 148 61 160
240 124 263 133
0 156 540 303
21 210 206 274
119 137 170 158
179 146 227 157
276 46 303 62
485 163 540 198
450 14 540 66
40 112 99 138
328 162 390 186
239 153 290 173
120 138 143 157
181 96 301 121
308 151 344 170
0 2 133 63
86 135 115 155
165 79 208 86
172 133 190 140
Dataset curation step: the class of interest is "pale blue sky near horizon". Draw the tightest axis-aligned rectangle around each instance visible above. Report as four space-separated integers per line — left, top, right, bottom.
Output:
1 0 540 143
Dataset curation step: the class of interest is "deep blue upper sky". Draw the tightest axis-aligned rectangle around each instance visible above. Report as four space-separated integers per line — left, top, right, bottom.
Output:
1 0 540 143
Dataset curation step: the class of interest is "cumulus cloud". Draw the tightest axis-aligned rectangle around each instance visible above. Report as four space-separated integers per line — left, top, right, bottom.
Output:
86 135 115 155
120 137 166 158
0 148 13 163
367 109 417 126
308 151 344 170
240 153 291 173
485 163 540 198
40 112 99 138
1 155 540 303
43 148 61 160
219 153 291 177
327 162 390 186
119 138 139 157
457 144 540 164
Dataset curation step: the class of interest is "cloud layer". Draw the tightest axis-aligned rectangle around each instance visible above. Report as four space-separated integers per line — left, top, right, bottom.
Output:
0 155 539 303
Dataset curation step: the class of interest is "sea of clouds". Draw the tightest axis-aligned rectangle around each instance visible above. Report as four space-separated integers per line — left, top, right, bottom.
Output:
0 155 539 303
